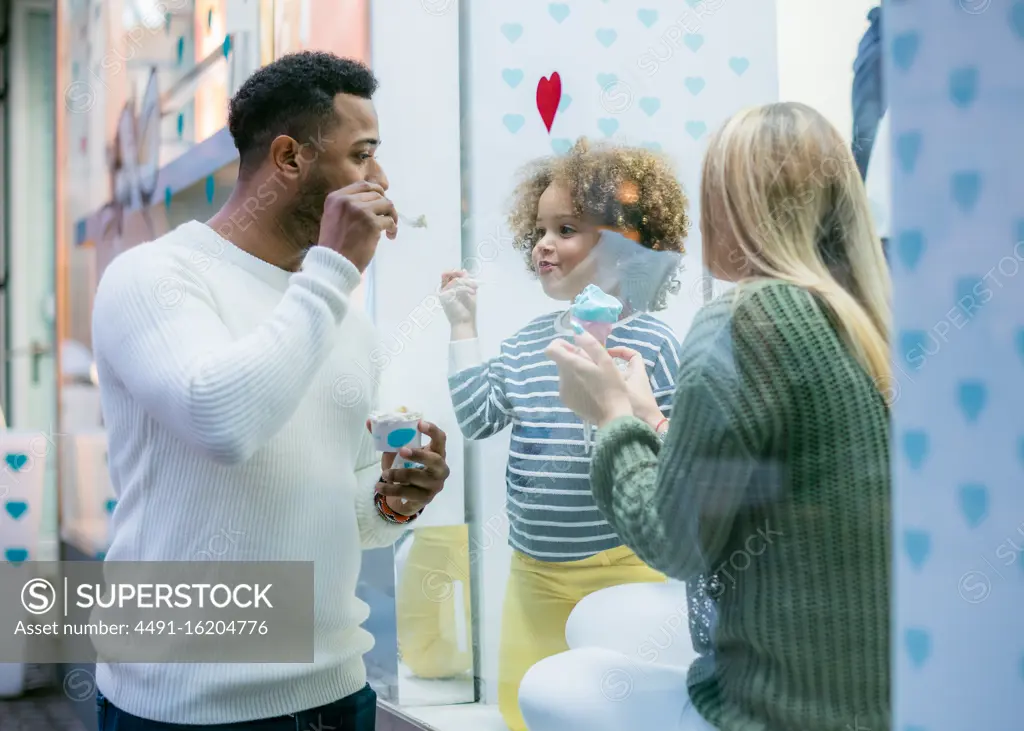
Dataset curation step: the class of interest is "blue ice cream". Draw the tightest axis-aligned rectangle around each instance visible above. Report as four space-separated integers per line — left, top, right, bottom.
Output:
571 284 622 323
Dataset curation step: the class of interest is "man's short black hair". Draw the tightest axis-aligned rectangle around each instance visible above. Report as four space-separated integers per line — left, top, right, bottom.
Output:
228 51 378 176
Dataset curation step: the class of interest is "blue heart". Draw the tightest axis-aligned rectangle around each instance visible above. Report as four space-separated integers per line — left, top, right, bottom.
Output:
643 141 662 151
1011 2 1024 39
95 551 106 561
551 138 572 155
905 628 931 667
949 67 978 108
902 431 929 470
5 547 28 564
503 114 525 133
598 118 620 137
597 73 618 89
729 57 750 75
684 34 704 52
637 9 658 27
892 32 920 71
165 186 173 210
386 428 418 449
177 36 185 64
205 175 215 204
222 33 232 58
951 171 982 213
105 499 117 515
502 68 524 88
958 483 988 527
957 380 987 422
596 29 618 47
685 77 706 95
4 501 28 520
686 121 707 139
896 131 922 173
639 97 661 116
5 454 27 472
176 113 185 138
897 230 925 270
559 94 572 112
549 3 570 23
501 23 523 43
903 530 931 569
898 330 928 370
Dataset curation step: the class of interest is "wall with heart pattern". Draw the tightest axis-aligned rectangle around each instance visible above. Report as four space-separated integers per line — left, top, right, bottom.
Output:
887 2 1024 730
463 0 779 704
0 433 49 566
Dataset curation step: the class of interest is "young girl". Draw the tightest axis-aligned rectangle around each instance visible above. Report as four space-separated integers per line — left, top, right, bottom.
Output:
440 138 689 731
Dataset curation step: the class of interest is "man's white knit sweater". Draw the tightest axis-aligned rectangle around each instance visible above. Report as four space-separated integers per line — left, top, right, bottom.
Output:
91 220 405 724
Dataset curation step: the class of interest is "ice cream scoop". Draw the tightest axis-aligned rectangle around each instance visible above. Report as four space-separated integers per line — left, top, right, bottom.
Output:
571 284 623 345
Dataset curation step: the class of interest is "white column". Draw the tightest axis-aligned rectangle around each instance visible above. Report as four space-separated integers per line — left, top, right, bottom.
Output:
888 2 1024 729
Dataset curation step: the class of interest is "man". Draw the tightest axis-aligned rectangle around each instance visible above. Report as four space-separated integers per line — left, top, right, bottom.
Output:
91 52 450 730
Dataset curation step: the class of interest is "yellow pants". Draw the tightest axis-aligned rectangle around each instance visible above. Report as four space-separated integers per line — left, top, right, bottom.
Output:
497 546 665 731
396 525 474 679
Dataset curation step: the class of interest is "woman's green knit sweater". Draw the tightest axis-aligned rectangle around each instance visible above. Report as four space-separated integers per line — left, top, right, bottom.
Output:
591 281 891 731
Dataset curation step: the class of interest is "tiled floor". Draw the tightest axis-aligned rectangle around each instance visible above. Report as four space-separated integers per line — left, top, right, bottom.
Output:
0 687 88 731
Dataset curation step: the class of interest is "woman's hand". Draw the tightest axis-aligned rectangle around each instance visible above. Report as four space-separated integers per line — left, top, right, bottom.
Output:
606 346 665 430
545 330 633 427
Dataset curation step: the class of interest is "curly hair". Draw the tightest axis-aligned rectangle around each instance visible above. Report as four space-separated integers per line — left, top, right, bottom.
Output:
228 52 377 177
507 138 690 310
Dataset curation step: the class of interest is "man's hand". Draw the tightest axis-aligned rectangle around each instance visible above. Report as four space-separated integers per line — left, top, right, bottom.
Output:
318 181 398 272
366 420 450 516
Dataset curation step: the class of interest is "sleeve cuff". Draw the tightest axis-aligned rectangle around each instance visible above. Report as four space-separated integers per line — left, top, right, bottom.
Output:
300 246 363 297
354 482 409 548
449 338 483 376
590 416 661 512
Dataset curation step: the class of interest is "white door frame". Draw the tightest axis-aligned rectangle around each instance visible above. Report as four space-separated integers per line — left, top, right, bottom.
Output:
7 0 56 426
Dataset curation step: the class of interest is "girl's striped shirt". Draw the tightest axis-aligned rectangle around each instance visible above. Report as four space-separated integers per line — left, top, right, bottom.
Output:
447 310 682 562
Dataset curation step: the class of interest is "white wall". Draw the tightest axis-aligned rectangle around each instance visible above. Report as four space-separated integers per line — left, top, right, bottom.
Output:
888 3 1024 729
369 0 466 527
775 0 877 141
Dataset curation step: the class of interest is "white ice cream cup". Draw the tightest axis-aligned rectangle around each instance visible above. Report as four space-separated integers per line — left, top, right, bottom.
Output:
369 411 423 453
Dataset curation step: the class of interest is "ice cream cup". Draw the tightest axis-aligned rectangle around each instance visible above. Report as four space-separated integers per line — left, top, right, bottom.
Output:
370 409 427 473
573 318 615 346
370 410 423 453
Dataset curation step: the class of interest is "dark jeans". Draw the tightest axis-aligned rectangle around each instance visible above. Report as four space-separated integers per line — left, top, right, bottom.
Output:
96 685 377 731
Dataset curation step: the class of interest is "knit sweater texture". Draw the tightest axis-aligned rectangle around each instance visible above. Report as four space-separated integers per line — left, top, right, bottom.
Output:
590 280 891 731
91 221 406 724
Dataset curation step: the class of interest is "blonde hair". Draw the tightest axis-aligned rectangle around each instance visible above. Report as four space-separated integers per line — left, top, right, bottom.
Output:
508 137 690 310
701 102 892 394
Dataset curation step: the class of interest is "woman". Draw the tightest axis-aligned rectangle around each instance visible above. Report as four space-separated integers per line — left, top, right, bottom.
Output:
522 103 892 731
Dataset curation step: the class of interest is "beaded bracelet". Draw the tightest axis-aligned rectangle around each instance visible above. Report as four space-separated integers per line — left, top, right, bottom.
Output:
374 488 422 525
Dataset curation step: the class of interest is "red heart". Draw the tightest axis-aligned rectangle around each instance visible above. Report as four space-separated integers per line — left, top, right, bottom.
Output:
536 72 562 133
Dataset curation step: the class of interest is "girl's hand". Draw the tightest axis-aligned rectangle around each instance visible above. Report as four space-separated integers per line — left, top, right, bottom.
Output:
606 346 664 430
439 270 478 329
545 330 633 427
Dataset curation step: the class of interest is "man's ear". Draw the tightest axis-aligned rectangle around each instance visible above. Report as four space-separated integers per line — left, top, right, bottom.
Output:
268 135 303 179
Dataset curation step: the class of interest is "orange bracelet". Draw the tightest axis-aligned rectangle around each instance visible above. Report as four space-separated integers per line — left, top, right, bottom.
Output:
374 491 421 524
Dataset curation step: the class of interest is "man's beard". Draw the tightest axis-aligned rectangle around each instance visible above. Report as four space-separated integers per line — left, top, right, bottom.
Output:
283 170 332 250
